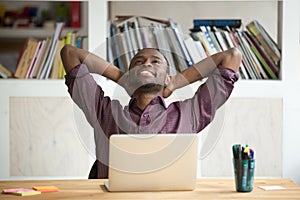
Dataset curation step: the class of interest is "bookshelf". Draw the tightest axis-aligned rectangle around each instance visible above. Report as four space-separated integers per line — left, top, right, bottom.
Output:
0 0 102 179
0 0 89 79
0 0 300 185
0 1 88 38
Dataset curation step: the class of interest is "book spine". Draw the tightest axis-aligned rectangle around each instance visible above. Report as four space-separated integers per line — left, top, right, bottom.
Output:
193 19 242 28
169 19 193 67
70 2 81 28
246 21 280 65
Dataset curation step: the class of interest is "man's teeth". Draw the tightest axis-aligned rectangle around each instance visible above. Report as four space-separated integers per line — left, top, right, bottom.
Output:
140 71 153 76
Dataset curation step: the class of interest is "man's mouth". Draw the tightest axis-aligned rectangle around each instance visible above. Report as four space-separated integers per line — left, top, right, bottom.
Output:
139 70 155 77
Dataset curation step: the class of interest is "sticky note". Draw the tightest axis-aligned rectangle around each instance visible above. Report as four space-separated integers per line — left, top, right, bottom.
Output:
2 188 41 196
32 185 59 192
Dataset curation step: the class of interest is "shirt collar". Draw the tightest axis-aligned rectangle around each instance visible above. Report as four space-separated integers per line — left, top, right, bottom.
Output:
128 96 167 109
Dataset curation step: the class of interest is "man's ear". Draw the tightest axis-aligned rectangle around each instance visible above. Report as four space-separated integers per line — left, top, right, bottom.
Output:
163 75 173 98
164 75 171 87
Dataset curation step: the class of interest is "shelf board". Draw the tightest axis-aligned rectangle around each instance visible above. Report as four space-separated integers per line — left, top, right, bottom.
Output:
0 79 68 97
0 78 284 98
232 79 283 98
0 27 88 39
175 79 284 99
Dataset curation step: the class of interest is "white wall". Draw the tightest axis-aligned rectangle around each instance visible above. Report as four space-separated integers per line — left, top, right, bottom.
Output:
281 0 300 186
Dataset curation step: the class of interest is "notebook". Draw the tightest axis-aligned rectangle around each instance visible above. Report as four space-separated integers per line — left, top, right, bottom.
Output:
104 133 198 192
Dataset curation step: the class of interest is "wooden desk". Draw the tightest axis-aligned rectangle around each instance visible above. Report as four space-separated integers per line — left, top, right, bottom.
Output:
0 178 299 199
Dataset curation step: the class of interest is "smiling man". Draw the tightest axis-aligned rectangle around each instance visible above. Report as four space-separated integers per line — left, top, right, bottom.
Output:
61 45 241 179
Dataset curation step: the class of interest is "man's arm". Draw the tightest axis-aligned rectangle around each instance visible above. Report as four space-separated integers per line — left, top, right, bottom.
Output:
60 44 124 83
163 47 242 97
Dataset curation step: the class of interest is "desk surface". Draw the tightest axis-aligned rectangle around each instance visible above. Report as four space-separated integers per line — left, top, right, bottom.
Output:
0 178 299 199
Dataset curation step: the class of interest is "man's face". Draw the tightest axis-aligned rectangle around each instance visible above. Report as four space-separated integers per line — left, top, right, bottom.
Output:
128 49 169 92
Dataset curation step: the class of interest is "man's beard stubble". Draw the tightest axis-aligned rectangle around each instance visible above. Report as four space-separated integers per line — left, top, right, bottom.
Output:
133 83 164 94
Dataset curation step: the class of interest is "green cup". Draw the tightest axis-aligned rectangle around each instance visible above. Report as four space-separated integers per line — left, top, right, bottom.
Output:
233 158 255 192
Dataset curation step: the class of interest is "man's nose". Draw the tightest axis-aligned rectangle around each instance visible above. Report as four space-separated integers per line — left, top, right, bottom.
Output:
143 59 152 67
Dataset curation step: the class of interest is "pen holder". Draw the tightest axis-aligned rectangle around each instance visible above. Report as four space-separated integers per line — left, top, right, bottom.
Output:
233 158 255 192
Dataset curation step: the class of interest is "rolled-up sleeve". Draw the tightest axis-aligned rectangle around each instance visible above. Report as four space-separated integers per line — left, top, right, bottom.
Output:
188 65 239 132
65 64 112 128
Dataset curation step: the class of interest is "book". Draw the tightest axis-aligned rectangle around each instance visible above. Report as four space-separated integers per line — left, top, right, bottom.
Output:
14 38 39 78
236 31 268 79
190 31 215 56
220 27 251 79
242 31 277 79
255 20 281 60
0 64 13 78
123 21 136 59
198 26 219 55
132 17 143 50
212 27 229 51
235 31 261 79
118 27 130 70
110 23 126 72
58 38 66 79
194 40 207 60
243 31 279 76
226 28 253 79
205 26 222 52
50 39 63 79
184 36 203 64
36 37 52 78
153 25 177 75
169 19 193 67
29 39 46 78
166 27 188 72
193 19 242 29
70 2 81 28
246 20 281 65
39 22 64 79
25 40 44 78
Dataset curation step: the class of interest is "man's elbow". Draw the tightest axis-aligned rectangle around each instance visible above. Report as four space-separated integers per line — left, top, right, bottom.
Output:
61 44 72 60
224 47 242 72
60 44 79 73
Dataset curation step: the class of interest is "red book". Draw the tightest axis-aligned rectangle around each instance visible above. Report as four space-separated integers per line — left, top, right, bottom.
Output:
70 2 81 28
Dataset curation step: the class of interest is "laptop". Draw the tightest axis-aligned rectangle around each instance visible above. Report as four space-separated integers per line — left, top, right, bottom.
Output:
104 133 198 192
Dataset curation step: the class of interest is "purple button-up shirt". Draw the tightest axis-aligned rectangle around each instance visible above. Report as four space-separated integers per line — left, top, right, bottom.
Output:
65 64 239 178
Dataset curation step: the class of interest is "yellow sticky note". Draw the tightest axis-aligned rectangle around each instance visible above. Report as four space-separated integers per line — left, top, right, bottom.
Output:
33 185 59 192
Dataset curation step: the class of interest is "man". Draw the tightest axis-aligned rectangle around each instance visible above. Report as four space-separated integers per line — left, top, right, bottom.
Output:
61 45 241 178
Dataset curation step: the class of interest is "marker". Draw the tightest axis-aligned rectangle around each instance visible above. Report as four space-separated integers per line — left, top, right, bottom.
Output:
242 159 249 191
247 159 255 191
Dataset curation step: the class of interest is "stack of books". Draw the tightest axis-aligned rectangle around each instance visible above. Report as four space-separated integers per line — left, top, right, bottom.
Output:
107 16 194 75
13 23 87 79
107 16 281 80
188 19 281 80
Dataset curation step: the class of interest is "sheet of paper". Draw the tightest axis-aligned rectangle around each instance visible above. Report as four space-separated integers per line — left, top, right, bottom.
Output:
258 185 286 191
